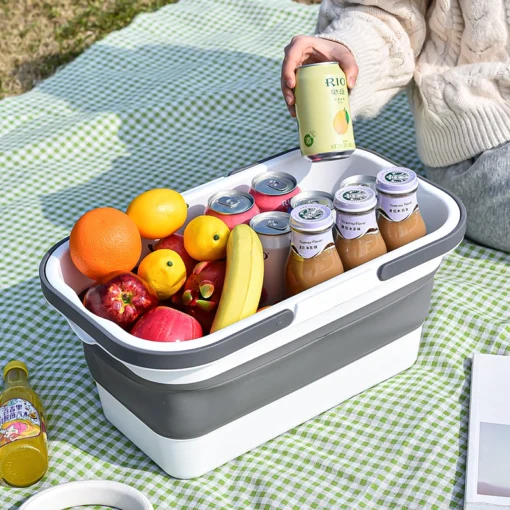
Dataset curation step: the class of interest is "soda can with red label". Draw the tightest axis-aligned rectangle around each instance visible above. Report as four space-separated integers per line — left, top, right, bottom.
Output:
205 190 260 230
250 171 300 213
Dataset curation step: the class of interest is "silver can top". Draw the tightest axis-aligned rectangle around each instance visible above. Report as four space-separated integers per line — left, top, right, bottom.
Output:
251 171 298 196
298 61 340 70
250 211 291 236
290 191 334 210
208 190 255 215
339 174 377 194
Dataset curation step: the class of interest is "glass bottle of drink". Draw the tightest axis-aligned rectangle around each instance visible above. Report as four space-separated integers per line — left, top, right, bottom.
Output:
0 361 48 487
285 204 344 297
334 186 387 270
376 168 426 251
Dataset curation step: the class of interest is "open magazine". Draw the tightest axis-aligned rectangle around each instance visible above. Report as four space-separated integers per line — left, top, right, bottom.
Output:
465 354 510 509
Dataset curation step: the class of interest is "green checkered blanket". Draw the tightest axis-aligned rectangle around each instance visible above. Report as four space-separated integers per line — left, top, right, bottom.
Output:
1 0 509 508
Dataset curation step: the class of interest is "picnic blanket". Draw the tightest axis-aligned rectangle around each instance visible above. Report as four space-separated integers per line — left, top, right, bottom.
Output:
1 0 510 508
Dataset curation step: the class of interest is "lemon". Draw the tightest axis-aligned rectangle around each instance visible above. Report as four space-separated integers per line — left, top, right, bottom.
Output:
127 189 187 239
137 249 186 300
183 216 230 261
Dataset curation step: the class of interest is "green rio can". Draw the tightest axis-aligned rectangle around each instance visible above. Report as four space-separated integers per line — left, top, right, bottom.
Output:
294 62 356 162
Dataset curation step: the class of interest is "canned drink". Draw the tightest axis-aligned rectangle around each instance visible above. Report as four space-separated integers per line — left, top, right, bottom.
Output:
250 212 291 306
249 172 301 213
339 174 377 194
294 62 356 162
289 190 335 212
205 190 260 229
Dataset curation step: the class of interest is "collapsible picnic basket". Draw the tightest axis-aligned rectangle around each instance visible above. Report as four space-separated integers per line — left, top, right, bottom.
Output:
40 148 466 479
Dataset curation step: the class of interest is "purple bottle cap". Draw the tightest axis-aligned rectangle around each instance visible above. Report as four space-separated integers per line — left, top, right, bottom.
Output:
290 204 333 232
334 186 377 213
376 168 418 195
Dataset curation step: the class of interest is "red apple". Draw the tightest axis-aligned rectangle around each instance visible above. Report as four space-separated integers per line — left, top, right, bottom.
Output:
131 306 203 342
172 260 226 333
154 234 197 276
83 272 158 330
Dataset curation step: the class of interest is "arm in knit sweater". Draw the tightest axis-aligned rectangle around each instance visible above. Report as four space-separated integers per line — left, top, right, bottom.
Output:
315 0 428 119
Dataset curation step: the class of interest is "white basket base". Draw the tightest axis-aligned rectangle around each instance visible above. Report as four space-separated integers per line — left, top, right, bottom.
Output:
97 327 421 479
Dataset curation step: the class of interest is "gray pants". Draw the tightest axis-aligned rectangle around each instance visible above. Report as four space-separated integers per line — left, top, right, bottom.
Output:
425 141 510 253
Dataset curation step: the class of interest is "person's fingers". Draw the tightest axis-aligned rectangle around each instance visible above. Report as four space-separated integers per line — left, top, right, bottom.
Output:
281 35 359 117
282 35 314 89
281 74 294 106
334 47 359 88
308 38 359 88
280 71 296 116
281 35 317 116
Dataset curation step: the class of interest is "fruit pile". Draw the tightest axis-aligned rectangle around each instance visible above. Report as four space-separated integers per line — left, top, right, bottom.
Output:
70 189 264 343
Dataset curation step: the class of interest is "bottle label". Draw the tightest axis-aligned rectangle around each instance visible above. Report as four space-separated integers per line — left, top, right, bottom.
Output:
291 230 334 259
378 193 418 222
336 211 379 240
0 399 42 447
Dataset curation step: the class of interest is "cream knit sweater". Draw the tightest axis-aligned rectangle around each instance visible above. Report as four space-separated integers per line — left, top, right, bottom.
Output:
316 0 510 167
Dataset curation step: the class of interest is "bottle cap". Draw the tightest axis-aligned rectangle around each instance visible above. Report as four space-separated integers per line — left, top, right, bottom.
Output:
334 186 377 213
290 191 334 210
339 174 377 194
3 360 28 380
376 168 418 195
290 204 334 232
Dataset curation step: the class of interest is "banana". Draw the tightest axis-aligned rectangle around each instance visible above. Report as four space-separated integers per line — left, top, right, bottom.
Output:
210 224 264 333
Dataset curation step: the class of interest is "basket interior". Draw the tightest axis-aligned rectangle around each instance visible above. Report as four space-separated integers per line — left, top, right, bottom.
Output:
56 149 451 296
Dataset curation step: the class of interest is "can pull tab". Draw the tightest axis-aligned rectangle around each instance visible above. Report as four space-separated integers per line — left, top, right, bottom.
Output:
217 197 240 209
267 179 288 192
266 219 288 231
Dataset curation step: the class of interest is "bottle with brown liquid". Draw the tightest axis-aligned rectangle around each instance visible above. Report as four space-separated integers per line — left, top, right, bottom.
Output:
334 186 387 270
376 168 427 251
285 204 344 297
0 361 48 487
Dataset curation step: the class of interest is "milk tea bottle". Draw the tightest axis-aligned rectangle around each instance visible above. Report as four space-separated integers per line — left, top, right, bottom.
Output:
285 204 344 297
334 186 387 270
376 168 426 251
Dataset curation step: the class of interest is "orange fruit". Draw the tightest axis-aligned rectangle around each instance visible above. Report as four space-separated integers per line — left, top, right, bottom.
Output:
183 216 230 261
70 207 142 281
126 189 187 239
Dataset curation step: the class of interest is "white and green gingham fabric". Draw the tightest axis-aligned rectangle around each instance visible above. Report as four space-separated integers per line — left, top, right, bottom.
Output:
1 0 510 508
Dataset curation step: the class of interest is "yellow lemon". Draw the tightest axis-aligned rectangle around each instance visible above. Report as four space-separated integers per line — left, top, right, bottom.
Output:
127 189 187 239
183 216 230 261
137 249 186 300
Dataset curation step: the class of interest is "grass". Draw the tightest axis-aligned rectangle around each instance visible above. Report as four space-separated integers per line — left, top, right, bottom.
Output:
0 0 319 100
0 0 178 99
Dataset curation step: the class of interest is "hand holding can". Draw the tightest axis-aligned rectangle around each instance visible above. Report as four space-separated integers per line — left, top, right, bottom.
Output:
281 35 359 117
294 62 356 162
